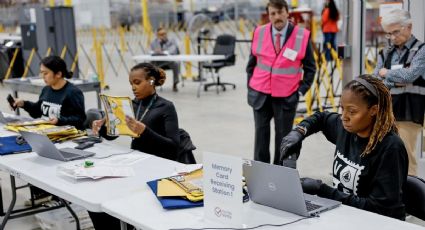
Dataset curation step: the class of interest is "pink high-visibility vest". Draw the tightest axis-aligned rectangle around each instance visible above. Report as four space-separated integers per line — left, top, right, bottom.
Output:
250 23 310 97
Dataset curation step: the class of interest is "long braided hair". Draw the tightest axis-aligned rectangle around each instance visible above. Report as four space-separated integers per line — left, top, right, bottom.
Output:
343 74 397 156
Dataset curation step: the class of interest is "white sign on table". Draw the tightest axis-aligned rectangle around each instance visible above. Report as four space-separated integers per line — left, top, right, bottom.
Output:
203 152 242 227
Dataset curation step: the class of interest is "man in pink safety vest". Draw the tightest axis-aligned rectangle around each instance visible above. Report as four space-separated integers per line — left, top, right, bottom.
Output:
246 0 316 165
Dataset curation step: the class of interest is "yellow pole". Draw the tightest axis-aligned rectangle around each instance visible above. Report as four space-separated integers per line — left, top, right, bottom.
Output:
182 33 193 79
95 40 106 89
60 45 67 59
119 26 128 52
4 48 19 80
22 48 36 79
0 24 4 33
91 28 97 51
71 48 79 73
239 18 245 36
45 47 52 57
49 0 55 7
64 0 72 7
141 0 153 40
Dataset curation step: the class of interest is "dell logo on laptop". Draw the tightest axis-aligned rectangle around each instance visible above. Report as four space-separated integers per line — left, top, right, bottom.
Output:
268 182 277 191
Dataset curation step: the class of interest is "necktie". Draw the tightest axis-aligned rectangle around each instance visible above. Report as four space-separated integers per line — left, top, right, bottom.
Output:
275 33 282 54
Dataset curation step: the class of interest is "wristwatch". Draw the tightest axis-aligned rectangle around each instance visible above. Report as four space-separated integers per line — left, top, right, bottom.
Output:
295 125 307 136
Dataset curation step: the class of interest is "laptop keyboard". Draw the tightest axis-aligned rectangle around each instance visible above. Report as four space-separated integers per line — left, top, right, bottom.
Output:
305 200 322 212
59 150 80 159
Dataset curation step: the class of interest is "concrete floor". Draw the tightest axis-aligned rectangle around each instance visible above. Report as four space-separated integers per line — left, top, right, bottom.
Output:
1 57 424 229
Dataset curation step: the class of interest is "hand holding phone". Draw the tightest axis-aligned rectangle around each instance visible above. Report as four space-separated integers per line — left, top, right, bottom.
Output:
7 94 16 110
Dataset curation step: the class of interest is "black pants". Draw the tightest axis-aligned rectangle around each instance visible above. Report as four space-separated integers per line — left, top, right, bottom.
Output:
253 93 298 164
88 211 132 230
151 61 180 84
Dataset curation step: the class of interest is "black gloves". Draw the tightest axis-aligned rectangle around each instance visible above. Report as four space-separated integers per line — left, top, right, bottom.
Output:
279 129 304 166
301 177 323 195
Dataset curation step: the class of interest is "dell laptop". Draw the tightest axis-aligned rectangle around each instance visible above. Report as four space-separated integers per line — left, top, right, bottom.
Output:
243 159 341 217
20 131 95 161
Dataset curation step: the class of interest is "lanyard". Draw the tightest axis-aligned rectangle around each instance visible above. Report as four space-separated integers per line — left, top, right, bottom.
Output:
136 94 157 122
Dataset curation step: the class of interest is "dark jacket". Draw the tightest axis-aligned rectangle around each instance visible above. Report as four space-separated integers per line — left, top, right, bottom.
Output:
100 94 179 160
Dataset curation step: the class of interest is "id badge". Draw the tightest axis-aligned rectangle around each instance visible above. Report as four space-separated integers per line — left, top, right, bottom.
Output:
283 48 298 61
391 64 403 70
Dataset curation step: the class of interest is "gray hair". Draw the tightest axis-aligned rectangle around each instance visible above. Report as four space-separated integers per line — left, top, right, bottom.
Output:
381 9 412 29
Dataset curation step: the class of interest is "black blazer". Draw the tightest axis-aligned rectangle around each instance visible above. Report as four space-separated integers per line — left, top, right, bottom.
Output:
246 22 316 110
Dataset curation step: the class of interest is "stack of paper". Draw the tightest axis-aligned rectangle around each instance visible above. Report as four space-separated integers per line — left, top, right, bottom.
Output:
57 163 135 180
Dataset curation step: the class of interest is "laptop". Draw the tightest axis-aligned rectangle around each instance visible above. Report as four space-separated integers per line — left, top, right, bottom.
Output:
243 160 341 217
20 131 95 161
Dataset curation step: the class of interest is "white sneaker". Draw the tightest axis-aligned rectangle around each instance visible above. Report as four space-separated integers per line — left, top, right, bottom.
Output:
24 195 52 206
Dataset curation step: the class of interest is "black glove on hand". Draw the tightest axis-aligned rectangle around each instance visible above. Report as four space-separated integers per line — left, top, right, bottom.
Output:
301 177 323 195
279 130 304 165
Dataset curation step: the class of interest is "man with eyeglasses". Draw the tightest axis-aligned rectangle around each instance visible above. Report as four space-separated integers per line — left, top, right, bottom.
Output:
374 9 425 176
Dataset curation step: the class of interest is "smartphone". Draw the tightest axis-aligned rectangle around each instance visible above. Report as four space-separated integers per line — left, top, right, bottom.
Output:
7 94 16 110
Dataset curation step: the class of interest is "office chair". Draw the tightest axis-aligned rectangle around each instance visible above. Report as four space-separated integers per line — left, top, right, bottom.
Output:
403 175 425 220
202 34 236 94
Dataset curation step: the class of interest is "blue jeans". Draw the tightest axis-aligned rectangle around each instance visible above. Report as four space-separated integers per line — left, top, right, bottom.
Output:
323 32 337 61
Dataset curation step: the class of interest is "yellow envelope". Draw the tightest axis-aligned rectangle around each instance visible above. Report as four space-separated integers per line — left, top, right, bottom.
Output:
157 179 187 197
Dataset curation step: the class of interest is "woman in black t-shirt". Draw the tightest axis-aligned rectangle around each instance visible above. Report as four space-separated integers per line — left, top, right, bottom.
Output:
280 74 408 220
13 55 86 130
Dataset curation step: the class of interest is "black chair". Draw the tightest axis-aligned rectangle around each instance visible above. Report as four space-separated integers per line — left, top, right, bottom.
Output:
202 34 236 93
403 175 425 220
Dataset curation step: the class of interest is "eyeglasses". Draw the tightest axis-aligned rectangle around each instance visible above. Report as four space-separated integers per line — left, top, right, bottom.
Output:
385 27 404 39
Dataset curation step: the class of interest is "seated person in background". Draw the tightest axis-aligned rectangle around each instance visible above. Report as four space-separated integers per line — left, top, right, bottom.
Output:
279 74 408 220
12 55 86 205
90 62 180 229
150 27 180 92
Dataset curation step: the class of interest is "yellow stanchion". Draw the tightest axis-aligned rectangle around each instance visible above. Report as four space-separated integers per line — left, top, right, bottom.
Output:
45 47 52 57
64 0 72 7
310 16 317 43
182 33 193 79
141 0 153 47
94 40 107 89
319 53 337 112
330 46 343 80
4 48 19 80
100 26 106 45
305 89 313 115
91 28 97 51
22 48 36 79
60 45 67 59
71 48 79 73
312 52 323 112
239 18 245 35
0 24 4 33
119 26 128 52
49 0 55 7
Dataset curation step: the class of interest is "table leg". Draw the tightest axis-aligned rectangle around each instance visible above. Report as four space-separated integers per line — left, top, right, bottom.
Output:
13 91 20 116
120 220 128 230
0 175 17 230
60 198 81 230
96 89 101 109
197 62 203 98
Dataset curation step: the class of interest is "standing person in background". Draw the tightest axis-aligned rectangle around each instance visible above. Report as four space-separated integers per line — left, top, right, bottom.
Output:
150 27 181 92
321 0 339 61
373 9 425 176
246 0 316 165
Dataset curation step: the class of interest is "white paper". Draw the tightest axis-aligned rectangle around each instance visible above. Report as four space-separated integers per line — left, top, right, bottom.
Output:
99 153 150 166
283 48 298 61
173 164 203 175
57 163 135 180
203 152 242 227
